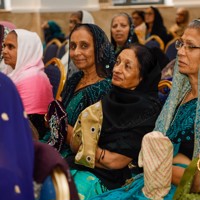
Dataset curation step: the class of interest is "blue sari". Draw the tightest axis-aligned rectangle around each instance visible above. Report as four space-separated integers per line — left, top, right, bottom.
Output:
0 72 34 200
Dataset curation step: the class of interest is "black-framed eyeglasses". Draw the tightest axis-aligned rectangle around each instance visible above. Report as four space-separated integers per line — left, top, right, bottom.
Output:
175 39 200 51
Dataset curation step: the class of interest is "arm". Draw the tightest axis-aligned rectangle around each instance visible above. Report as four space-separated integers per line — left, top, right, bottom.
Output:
95 147 132 170
172 153 191 185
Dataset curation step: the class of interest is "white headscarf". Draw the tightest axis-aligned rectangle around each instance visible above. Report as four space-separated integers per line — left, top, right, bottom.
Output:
7 29 45 83
81 10 95 24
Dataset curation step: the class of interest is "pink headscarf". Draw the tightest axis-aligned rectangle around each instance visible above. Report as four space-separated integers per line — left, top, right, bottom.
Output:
7 29 53 114
0 21 16 30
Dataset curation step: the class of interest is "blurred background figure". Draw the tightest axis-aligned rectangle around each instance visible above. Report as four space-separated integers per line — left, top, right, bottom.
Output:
111 12 139 55
68 10 95 37
145 6 172 46
169 7 190 38
41 20 66 49
131 10 147 44
0 21 16 30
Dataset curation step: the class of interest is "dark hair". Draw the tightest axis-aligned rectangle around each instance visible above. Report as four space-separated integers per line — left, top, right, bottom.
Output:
111 12 139 53
146 6 172 45
132 10 145 21
69 23 115 78
128 44 157 79
147 7 164 33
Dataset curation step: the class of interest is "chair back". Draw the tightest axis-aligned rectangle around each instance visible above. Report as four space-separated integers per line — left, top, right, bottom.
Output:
57 40 68 59
51 167 70 200
43 39 62 64
165 37 178 61
45 57 66 100
144 35 165 51
158 79 172 105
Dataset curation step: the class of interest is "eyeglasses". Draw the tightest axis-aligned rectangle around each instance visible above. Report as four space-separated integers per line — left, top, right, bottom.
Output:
175 39 200 51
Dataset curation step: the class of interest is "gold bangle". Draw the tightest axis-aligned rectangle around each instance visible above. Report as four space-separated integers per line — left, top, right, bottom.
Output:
197 159 200 171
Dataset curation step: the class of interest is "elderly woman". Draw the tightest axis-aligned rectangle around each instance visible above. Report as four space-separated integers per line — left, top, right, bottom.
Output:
61 10 95 78
111 12 139 55
42 24 115 156
66 43 161 199
3 29 54 139
0 72 34 199
93 19 200 200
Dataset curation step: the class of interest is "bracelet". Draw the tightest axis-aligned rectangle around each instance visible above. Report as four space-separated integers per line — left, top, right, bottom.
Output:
98 149 105 163
197 158 200 171
97 149 104 163
101 149 105 160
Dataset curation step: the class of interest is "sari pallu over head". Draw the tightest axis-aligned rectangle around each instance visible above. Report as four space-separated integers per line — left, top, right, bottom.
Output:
154 58 200 158
0 72 34 200
61 23 116 105
5 29 53 115
100 44 161 164
69 23 116 77
7 29 45 83
111 12 139 54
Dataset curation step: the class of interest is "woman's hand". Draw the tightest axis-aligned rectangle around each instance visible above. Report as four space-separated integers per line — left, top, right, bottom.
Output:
172 153 191 185
95 147 132 170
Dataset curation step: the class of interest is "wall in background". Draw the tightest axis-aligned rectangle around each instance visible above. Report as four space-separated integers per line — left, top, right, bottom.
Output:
0 1 199 42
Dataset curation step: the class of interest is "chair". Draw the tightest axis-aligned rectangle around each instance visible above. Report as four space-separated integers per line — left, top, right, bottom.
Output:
43 39 62 64
158 79 172 105
165 37 178 61
38 167 70 200
144 35 165 51
51 167 70 200
45 57 66 100
57 40 68 59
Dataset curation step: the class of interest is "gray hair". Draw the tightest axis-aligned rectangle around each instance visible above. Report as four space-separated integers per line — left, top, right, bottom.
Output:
187 19 200 30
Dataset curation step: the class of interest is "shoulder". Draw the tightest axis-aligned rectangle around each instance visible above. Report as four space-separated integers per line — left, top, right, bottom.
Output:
85 78 112 95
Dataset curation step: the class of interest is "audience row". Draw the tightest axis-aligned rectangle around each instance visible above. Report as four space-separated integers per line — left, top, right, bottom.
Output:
0 5 199 200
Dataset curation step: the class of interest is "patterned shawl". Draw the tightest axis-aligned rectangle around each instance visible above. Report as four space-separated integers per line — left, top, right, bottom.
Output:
154 59 200 158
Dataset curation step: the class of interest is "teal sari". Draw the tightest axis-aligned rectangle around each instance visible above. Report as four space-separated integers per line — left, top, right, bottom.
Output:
89 58 200 199
90 99 196 200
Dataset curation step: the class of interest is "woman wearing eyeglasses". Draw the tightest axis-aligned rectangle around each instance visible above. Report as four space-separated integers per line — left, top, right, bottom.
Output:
91 19 200 200
145 6 172 46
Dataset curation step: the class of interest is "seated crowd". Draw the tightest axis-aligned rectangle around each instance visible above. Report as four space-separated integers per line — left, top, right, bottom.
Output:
0 6 200 200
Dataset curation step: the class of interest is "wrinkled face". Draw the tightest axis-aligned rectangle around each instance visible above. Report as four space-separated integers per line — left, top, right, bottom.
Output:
112 49 142 90
145 8 155 24
3 32 18 69
132 13 143 27
69 27 95 71
177 28 200 77
111 15 130 46
69 15 81 32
